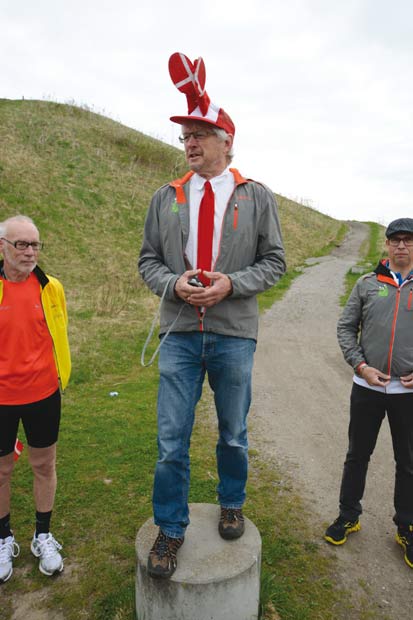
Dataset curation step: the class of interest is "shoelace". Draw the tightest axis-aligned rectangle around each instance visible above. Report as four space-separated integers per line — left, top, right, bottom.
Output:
221 508 244 523
152 532 183 559
0 538 20 562
37 534 62 558
333 517 355 528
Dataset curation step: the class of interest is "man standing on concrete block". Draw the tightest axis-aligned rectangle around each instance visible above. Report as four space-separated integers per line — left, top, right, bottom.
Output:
138 52 285 579
325 218 413 569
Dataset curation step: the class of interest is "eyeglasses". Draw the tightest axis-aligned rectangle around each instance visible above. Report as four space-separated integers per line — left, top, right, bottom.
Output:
388 236 413 247
1 237 44 251
178 130 215 144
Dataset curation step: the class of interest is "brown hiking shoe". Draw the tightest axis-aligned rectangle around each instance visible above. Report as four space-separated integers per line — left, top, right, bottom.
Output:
147 530 184 579
218 507 245 540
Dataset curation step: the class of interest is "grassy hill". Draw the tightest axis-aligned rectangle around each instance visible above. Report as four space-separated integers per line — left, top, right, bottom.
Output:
0 99 344 373
0 99 351 620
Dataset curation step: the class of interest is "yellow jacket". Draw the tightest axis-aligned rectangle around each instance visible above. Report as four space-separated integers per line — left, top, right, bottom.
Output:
0 263 71 391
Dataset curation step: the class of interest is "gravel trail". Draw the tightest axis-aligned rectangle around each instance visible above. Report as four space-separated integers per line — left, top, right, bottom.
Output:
250 222 413 619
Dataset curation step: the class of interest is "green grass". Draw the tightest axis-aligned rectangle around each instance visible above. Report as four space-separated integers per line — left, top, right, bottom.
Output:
340 222 386 305
0 99 386 619
258 222 348 311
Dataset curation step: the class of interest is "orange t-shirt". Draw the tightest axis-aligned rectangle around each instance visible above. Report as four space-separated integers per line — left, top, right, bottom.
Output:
0 273 59 405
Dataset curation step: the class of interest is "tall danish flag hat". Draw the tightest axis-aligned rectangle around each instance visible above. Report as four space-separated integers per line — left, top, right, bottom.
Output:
168 52 235 136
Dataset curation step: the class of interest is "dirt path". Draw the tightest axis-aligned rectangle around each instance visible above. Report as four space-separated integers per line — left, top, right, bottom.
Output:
250 222 413 619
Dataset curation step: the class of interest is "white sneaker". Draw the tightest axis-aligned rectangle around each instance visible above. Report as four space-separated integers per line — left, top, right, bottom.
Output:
31 532 64 576
0 535 20 583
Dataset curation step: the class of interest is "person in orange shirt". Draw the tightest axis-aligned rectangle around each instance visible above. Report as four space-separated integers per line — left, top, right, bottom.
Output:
0 215 71 583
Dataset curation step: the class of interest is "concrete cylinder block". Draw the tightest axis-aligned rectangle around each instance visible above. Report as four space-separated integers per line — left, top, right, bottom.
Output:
136 503 262 620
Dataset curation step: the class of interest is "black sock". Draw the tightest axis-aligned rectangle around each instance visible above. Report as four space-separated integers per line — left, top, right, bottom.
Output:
0 513 12 539
35 510 52 536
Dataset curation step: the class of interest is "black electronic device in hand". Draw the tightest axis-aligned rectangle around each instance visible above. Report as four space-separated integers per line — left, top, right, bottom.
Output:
188 276 204 288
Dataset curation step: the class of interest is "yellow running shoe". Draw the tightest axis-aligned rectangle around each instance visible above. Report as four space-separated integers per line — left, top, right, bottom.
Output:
324 516 361 545
396 524 413 568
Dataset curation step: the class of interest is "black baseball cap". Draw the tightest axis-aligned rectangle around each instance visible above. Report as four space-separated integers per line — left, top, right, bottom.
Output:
385 218 413 238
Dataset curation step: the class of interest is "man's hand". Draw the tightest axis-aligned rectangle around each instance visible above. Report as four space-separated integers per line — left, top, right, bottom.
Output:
174 269 203 302
360 365 390 387
187 271 233 308
400 372 413 388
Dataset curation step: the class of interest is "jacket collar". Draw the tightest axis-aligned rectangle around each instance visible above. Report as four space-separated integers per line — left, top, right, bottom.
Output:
374 259 391 278
170 167 248 204
0 260 49 288
375 258 413 287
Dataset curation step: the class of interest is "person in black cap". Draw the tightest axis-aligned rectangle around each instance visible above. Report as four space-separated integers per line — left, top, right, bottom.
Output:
324 217 413 569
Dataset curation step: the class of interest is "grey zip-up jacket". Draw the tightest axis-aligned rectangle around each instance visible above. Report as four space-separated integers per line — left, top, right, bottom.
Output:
138 168 286 340
337 260 413 377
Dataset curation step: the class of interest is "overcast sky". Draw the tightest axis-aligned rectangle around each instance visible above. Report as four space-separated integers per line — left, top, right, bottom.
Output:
2 0 412 225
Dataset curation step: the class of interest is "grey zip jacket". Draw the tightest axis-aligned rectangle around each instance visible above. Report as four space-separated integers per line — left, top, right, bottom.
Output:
138 168 286 340
337 260 413 377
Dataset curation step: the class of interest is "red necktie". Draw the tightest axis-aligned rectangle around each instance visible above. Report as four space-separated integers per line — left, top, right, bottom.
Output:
197 180 214 286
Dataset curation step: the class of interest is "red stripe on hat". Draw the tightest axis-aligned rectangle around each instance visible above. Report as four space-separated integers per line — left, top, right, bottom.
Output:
169 52 210 115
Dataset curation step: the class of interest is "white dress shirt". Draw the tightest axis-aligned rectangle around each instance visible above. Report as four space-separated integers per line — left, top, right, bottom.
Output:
185 167 235 271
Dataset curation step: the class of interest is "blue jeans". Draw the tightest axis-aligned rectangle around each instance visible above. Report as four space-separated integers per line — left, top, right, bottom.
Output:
153 332 256 538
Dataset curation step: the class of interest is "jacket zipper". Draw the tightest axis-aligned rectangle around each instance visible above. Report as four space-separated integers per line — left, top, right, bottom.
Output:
387 288 400 375
233 203 238 229
408 289 413 310
196 307 204 332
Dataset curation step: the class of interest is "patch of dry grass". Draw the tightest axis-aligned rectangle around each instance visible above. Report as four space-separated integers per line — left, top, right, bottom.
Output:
277 194 343 268
0 99 187 358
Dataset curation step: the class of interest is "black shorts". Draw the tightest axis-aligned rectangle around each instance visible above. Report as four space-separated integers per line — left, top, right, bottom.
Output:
0 389 61 457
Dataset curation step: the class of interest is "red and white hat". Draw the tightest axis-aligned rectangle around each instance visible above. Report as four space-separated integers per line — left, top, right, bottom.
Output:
168 52 235 136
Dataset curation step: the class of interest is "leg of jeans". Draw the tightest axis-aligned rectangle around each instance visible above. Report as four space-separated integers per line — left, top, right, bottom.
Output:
206 335 256 508
153 333 204 538
339 384 385 521
386 393 413 525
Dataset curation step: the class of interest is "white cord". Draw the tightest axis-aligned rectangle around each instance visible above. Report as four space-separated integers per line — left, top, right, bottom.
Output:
140 275 186 367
